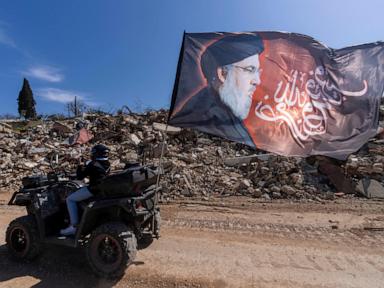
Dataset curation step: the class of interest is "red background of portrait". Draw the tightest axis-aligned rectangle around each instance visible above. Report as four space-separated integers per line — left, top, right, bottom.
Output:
243 35 318 155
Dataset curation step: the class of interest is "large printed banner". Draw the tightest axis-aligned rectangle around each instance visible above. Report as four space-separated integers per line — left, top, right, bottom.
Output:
168 32 384 159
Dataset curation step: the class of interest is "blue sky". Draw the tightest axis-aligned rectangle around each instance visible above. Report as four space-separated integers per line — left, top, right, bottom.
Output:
0 0 383 115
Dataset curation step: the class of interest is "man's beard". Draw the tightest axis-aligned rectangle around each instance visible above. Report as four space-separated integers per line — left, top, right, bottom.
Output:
218 73 253 120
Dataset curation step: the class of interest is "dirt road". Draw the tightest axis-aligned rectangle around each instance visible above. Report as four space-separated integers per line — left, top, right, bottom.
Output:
0 194 384 288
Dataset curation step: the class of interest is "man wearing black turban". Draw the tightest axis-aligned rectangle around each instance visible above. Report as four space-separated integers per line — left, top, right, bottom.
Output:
169 33 264 147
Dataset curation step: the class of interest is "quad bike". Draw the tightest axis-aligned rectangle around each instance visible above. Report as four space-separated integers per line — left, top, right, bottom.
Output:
5 159 161 279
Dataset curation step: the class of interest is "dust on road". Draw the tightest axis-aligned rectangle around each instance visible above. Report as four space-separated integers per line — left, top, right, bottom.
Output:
0 196 383 288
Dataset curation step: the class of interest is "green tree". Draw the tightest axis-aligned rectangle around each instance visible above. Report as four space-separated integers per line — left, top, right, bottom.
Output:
17 78 37 119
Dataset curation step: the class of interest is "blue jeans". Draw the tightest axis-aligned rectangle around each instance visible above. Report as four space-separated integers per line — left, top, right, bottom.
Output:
66 186 93 226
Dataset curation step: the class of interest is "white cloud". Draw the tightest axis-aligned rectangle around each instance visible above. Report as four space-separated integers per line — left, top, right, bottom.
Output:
0 25 16 48
37 88 87 104
24 66 64 82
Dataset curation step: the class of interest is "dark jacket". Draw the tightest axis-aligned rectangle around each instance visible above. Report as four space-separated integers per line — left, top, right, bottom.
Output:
76 160 111 194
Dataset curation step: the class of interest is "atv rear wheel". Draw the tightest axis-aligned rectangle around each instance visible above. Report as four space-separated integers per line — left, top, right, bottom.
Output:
86 222 137 279
6 215 43 260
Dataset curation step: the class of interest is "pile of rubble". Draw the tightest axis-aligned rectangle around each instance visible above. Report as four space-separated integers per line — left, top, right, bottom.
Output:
1 109 384 201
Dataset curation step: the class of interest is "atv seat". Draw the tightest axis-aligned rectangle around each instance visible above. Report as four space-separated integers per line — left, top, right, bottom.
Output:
78 185 158 210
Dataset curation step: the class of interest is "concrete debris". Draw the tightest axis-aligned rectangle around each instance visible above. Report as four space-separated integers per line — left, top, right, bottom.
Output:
356 178 384 199
23 161 38 169
281 185 297 195
152 122 181 134
317 157 355 194
123 116 139 126
128 133 141 146
224 153 272 167
0 122 12 133
51 121 72 136
68 128 94 145
29 147 50 154
1 109 384 202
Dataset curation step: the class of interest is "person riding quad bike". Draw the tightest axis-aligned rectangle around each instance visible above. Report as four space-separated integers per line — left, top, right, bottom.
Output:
6 142 160 278
60 144 111 236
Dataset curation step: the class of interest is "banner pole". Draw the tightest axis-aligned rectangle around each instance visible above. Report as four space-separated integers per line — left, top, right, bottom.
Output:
155 125 168 191
153 31 186 236
155 31 185 195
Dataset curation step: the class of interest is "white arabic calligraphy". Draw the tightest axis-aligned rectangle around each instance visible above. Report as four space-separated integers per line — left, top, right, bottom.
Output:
255 66 368 147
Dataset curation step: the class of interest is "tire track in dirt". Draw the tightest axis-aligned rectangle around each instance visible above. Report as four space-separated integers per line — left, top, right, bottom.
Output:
1 201 384 287
134 227 384 288
164 218 384 248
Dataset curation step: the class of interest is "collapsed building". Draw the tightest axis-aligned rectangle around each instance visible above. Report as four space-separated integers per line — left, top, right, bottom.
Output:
1 108 384 201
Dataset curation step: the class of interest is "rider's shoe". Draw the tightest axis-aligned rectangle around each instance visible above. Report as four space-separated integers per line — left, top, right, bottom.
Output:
60 225 76 236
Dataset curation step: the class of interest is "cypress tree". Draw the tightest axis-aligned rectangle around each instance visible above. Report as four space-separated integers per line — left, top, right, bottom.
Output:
17 78 37 119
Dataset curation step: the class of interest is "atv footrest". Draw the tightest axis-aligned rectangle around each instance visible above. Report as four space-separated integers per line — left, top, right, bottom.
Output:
44 236 78 248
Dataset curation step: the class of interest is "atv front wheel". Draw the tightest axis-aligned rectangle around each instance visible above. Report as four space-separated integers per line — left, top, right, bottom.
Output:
86 222 137 279
6 215 43 260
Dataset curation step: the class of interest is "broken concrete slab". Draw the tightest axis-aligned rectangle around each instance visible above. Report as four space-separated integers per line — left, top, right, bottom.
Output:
318 158 355 194
29 147 50 154
236 179 252 192
152 122 181 134
123 116 139 126
281 185 297 195
23 161 38 169
128 133 141 145
0 122 13 133
224 153 272 167
51 121 72 136
356 178 384 199
66 128 94 146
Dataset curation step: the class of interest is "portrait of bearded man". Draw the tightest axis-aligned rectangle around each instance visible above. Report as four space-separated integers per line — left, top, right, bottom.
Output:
169 33 264 147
